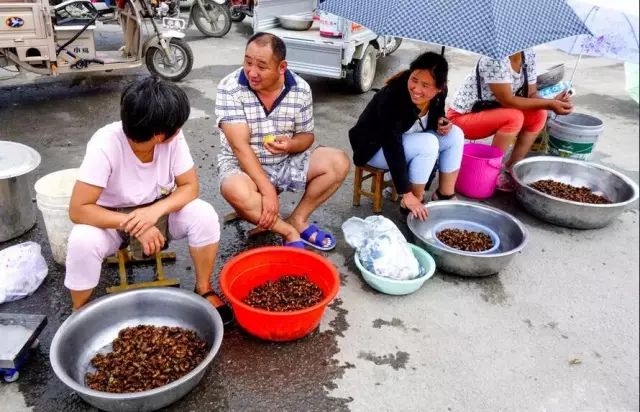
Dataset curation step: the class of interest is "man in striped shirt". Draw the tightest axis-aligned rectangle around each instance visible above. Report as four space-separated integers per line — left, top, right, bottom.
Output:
215 33 349 251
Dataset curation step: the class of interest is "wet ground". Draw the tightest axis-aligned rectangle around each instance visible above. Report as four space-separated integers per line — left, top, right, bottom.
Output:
1 18 639 412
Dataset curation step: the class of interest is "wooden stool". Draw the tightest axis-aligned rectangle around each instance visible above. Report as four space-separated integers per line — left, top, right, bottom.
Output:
352 165 398 213
105 248 179 293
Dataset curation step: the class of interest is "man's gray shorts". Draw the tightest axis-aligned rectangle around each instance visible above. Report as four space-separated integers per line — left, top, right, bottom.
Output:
218 149 312 193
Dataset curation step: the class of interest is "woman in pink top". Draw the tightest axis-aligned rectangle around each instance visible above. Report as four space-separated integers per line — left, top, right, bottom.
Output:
65 77 231 323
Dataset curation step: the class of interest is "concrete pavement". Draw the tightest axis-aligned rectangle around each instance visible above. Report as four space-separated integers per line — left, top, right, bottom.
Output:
0 20 638 412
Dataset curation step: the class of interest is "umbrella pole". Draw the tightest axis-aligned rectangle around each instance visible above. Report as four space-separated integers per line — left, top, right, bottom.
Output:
568 52 583 87
440 46 445 56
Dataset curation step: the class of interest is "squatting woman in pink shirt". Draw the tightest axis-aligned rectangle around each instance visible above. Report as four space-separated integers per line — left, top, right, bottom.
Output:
65 76 232 324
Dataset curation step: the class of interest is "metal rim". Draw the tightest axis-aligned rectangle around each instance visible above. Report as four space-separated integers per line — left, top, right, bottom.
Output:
195 3 225 33
408 200 529 259
0 141 41 179
512 156 640 208
151 42 188 78
50 288 223 400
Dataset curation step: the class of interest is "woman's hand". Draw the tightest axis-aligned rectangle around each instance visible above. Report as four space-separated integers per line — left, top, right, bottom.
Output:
402 192 428 221
548 99 573 115
120 205 163 237
436 117 452 136
135 226 165 256
264 136 291 155
554 90 571 102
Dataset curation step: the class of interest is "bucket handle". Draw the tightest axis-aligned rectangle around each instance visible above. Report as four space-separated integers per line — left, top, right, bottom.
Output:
488 158 503 170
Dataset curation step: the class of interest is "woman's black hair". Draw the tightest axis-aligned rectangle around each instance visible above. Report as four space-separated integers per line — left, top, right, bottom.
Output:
120 76 190 143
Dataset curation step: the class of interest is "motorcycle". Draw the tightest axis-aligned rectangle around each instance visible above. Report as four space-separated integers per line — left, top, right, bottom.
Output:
150 0 180 19
180 0 232 37
0 0 193 81
227 0 253 23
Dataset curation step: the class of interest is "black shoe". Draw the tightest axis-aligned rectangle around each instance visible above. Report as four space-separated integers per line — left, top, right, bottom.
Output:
199 290 235 325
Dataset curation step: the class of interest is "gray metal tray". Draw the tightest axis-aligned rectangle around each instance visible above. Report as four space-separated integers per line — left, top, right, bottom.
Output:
0 313 47 369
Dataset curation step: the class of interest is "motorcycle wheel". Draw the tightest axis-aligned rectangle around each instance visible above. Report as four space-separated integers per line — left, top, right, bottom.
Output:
229 6 245 22
192 0 232 37
145 38 194 81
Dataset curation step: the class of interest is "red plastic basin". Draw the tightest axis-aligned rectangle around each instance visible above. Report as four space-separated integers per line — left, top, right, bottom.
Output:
219 246 340 342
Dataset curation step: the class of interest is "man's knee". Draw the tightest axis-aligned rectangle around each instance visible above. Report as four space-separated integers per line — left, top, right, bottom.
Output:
220 174 256 206
332 150 351 181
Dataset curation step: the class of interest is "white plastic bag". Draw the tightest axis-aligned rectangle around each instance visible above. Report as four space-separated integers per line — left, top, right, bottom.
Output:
342 216 421 280
0 242 48 304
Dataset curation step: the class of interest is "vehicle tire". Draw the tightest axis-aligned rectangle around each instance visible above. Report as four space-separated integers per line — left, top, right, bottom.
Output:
3 371 19 383
192 0 232 37
348 44 377 93
386 37 403 55
229 5 245 22
145 38 194 81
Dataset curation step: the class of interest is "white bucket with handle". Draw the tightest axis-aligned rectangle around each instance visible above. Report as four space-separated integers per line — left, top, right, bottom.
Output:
547 113 604 160
34 168 78 265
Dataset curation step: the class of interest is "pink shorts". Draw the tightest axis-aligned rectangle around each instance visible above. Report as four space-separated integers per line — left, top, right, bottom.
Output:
64 199 220 291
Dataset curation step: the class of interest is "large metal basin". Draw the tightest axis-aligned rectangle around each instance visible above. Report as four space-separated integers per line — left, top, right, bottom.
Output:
407 201 528 277
512 157 639 229
50 288 223 412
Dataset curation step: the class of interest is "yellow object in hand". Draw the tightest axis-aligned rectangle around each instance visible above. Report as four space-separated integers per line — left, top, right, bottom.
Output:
263 134 276 144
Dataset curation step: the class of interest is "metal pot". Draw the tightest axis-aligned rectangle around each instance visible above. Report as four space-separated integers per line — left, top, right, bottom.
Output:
512 156 639 229
0 141 41 242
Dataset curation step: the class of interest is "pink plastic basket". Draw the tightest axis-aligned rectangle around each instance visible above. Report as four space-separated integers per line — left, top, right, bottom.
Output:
455 144 504 199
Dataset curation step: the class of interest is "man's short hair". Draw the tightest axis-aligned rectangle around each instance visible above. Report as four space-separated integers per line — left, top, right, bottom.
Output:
120 76 190 143
246 32 287 63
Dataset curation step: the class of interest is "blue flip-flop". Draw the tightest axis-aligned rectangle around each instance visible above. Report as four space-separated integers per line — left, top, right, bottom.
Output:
300 224 336 251
284 240 306 249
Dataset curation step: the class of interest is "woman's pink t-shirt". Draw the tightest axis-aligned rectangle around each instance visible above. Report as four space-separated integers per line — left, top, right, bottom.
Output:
78 122 195 208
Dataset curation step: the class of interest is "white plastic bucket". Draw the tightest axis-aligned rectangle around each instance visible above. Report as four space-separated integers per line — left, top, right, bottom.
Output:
547 113 604 160
34 168 79 265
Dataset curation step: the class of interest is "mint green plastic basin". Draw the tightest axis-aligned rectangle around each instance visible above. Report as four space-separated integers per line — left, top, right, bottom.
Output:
355 243 436 295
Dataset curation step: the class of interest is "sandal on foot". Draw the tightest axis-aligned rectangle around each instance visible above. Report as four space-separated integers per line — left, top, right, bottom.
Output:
199 290 234 325
496 173 515 193
431 190 457 201
283 240 306 249
300 224 336 251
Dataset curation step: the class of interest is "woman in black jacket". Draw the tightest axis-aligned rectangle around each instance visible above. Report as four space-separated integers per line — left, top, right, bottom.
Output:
349 52 464 220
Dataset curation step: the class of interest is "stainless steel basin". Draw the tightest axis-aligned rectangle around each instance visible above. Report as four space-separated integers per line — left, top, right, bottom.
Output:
278 14 313 30
512 157 639 229
407 201 528 277
50 288 223 412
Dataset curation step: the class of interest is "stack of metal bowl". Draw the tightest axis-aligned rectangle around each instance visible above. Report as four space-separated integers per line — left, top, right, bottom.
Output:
407 201 528 277
512 157 639 229
50 288 223 412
